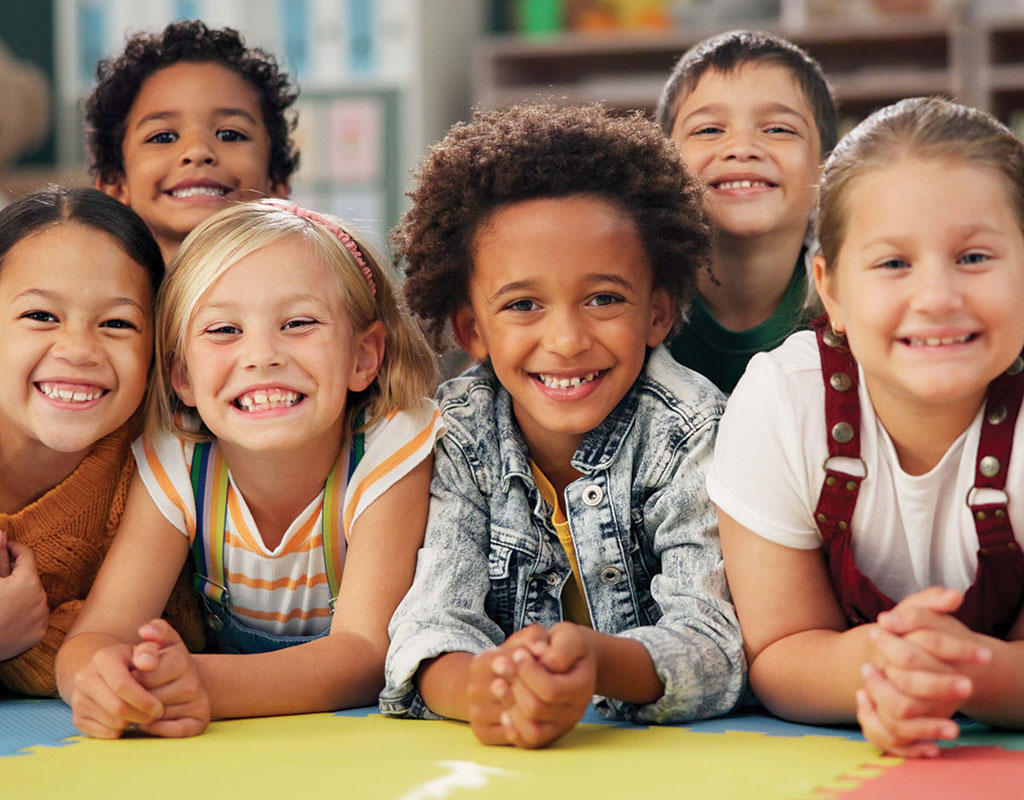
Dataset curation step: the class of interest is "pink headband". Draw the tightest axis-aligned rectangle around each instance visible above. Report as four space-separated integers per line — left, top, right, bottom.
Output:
269 200 376 298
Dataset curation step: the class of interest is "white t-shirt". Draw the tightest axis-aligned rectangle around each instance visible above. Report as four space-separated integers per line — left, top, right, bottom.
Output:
133 399 445 636
707 331 1024 602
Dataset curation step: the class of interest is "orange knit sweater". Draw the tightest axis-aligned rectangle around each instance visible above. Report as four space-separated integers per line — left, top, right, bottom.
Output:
0 424 204 696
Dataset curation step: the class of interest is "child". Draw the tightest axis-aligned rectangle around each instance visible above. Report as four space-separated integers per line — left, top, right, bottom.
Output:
85 19 296 263
710 97 1024 757
381 104 744 748
0 185 199 696
655 30 837 393
56 200 444 738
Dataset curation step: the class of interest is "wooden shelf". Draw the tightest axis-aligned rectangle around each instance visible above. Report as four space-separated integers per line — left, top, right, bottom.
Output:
475 13 1024 125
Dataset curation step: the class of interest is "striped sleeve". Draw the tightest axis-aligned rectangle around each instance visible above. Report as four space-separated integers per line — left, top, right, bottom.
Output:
342 398 446 539
131 429 198 542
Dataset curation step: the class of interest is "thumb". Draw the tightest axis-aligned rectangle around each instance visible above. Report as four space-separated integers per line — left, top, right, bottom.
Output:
8 541 38 574
138 618 185 650
0 528 10 578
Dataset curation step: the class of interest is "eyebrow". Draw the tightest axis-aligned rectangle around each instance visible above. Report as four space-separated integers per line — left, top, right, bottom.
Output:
15 288 146 312
134 108 259 128
194 293 326 314
488 273 635 302
679 102 809 126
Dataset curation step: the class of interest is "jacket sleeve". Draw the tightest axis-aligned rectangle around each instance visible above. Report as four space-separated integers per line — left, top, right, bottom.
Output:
380 433 505 719
597 412 747 723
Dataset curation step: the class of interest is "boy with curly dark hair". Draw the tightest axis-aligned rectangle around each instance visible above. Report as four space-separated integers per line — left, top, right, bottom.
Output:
85 19 298 262
656 30 837 393
382 103 744 748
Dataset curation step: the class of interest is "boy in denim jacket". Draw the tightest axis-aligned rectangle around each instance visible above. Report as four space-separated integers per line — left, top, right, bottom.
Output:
382 104 745 748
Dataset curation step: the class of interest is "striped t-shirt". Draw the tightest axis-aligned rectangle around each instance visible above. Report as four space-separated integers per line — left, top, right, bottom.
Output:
132 399 445 637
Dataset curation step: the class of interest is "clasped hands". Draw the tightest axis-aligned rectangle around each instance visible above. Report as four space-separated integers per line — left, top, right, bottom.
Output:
856 586 992 757
69 619 209 739
467 622 597 749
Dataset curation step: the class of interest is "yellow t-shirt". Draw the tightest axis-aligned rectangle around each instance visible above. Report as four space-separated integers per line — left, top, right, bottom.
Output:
529 462 593 628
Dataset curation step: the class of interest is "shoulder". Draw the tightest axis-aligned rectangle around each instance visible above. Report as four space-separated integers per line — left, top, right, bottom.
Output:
727 331 822 412
434 362 503 443
633 345 726 435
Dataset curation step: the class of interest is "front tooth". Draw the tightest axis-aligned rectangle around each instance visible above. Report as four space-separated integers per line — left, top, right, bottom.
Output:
72 392 87 401
570 377 581 387
925 338 940 346
59 390 72 399
253 392 268 404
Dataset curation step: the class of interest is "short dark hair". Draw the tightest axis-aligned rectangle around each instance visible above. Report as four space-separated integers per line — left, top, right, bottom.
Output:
655 30 837 156
393 103 711 350
84 19 299 187
0 185 164 292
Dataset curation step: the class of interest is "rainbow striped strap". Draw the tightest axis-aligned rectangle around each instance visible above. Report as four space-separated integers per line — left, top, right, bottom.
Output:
187 429 365 611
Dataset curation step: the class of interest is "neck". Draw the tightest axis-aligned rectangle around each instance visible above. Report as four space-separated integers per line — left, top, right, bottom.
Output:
523 433 583 504
868 383 985 476
217 437 342 550
697 229 805 331
0 437 90 514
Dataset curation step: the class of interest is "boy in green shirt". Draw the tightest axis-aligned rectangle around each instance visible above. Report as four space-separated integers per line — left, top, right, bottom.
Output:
656 30 837 392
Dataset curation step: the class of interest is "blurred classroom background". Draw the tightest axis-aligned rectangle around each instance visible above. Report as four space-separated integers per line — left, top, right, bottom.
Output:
2 0 1024 245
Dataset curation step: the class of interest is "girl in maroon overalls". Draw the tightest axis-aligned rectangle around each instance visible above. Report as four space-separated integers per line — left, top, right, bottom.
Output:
708 96 1024 758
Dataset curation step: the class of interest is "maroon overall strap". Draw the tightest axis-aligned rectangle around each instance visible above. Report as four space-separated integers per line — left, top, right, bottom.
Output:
811 314 1024 634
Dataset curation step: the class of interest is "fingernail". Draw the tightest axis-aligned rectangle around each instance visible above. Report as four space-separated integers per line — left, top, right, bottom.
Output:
492 657 513 677
860 663 872 678
512 648 529 664
501 711 512 728
955 678 972 695
942 723 959 739
976 647 992 664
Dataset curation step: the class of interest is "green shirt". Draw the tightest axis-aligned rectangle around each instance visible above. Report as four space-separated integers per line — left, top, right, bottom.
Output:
669 254 810 394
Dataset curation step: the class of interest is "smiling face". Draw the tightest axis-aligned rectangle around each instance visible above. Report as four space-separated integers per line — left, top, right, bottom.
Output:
103 61 287 261
171 238 383 460
671 62 821 243
816 157 1024 429
0 223 153 459
454 195 673 462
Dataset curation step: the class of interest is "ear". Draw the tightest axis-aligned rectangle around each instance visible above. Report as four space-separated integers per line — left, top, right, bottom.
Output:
451 304 489 361
812 253 845 334
645 288 675 348
96 173 130 205
348 320 387 392
169 358 197 407
268 180 289 199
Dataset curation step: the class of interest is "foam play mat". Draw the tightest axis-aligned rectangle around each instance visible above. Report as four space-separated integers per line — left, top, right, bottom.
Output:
4 699 1024 799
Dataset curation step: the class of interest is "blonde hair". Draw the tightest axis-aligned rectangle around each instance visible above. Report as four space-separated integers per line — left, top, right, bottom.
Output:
149 200 437 441
818 96 1024 269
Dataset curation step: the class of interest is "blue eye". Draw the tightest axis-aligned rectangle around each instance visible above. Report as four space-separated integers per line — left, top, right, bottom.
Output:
692 125 723 136
283 318 317 330
207 324 241 335
878 258 910 270
100 319 139 330
764 125 797 135
959 252 990 265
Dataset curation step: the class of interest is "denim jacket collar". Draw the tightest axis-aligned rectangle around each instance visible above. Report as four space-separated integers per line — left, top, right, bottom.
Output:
492 360 643 493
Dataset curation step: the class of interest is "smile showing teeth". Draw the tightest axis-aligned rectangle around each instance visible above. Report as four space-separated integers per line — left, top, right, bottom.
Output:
235 388 302 411
536 371 599 389
37 382 105 403
905 334 973 347
170 186 227 199
715 180 772 190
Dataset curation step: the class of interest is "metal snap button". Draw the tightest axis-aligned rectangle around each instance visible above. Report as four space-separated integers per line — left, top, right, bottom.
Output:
831 422 854 444
987 404 1008 426
829 372 852 392
544 573 561 588
582 484 604 506
822 328 845 348
980 456 1001 477
599 565 622 585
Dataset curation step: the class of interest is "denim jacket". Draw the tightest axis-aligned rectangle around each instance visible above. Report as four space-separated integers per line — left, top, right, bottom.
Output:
381 345 745 723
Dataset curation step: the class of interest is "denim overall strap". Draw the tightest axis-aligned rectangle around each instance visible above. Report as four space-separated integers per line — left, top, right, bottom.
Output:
187 426 365 651
812 314 1024 635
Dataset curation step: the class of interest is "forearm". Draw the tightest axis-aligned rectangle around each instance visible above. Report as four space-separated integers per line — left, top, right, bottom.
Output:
587 629 662 705
197 631 387 719
416 652 474 721
959 638 1024 727
750 625 874 724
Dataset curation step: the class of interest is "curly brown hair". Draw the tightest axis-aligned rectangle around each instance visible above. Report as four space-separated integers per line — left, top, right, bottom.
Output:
393 103 711 350
84 19 299 187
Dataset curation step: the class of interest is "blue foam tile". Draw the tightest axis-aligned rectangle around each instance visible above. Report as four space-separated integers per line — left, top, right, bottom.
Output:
0 698 79 757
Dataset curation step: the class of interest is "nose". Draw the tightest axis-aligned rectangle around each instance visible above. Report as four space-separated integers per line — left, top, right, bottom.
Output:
241 329 285 371
179 131 217 166
51 327 102 367
721 129 763 162
910 261 963 315
542 308 592 359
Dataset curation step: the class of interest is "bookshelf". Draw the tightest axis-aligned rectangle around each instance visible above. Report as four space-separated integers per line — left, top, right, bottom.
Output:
53 0 483 245
474 9 1024 135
